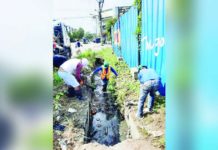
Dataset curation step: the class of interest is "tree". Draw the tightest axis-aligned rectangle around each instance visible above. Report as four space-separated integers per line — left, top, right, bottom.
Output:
84 32 94 40
77 28 85 40
68 27 85 42
68 30 76 42
105 18 117 41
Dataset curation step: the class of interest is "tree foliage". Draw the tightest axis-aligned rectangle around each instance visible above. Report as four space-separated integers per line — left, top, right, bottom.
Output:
105 18 117 41
68 27 85 41
77 28 85 39
84 32 96 40
134 0 142 36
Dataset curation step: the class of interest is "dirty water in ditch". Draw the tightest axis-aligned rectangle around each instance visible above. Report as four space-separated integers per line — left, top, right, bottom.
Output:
86 74 128 146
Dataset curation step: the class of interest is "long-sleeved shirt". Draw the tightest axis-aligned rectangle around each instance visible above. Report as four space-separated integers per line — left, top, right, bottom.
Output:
138 68 159 84
93 66 118 79
75 63 83 82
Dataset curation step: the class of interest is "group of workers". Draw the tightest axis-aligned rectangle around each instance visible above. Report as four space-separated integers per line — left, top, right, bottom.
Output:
57 58 118 100
55 56 160 118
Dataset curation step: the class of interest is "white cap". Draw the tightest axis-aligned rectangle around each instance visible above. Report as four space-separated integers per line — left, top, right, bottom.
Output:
81 58 89 68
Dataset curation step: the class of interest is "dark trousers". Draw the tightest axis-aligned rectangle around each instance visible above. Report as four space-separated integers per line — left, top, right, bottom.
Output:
102 79 108 92
67 87 82 97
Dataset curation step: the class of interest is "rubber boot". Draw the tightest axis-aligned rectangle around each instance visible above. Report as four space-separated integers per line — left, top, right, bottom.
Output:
102 79 108 92
102 81 108 92
74 89 85 100
67 87 76 97
102 85 107 92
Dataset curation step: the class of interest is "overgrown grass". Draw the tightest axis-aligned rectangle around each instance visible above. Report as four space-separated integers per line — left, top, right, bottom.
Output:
53 72 63 87
76 49 97 68
53 68 64 111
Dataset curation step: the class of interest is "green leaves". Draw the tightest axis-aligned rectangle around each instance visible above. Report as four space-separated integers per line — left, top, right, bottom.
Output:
68 27 85 41
55 92 64 100
84 32 95 41
134 0 142 37
53 72 63 87
53 92 64 110
105 18 117 40
77 49 97 68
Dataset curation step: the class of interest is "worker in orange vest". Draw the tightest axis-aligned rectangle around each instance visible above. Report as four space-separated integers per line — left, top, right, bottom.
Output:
90 61 118 91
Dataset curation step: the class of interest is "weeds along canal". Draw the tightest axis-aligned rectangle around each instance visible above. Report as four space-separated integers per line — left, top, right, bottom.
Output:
84 71 128 146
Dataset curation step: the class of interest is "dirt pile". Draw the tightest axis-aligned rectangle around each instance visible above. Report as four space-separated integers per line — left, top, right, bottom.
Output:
75 139 156 150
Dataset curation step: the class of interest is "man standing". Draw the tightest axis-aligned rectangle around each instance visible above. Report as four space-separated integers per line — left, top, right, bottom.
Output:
90 61 118 92
75 39 81 48
74 39 82 57
58 58 89 100
136 65 160 118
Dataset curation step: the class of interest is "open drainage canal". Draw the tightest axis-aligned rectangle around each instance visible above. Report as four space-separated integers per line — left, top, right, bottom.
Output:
85 74 128 146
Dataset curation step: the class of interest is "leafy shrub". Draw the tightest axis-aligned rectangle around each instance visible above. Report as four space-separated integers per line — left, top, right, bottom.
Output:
77 49 97 68
53 72 63 87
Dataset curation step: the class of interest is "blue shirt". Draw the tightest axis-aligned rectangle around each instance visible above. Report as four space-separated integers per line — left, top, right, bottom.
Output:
75 41 81 48
93 66 118 79
53 54 67 68
138 68 159 84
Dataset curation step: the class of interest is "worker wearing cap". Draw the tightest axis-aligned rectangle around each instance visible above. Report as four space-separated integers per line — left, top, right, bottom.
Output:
58 58 89 100
90 61 118 92
136 65 160 118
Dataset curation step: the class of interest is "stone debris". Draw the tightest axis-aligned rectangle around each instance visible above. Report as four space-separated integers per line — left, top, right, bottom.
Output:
68 108 77 113
59 139 67 150
150 131 164 137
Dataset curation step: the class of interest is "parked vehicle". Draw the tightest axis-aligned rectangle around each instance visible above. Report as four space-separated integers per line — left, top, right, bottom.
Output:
93 37 101 43
53 22 72 59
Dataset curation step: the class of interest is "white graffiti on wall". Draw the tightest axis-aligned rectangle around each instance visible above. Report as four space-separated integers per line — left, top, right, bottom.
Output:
141 36 165 56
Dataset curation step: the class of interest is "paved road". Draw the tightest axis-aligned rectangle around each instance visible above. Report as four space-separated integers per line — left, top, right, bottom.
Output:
71 42 112 56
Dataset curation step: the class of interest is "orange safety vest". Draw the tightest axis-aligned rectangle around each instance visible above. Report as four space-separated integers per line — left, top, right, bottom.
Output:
101 66 111 80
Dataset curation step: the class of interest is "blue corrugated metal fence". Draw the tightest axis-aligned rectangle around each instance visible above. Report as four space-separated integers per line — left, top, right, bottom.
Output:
112 7 138 68
141 0 165 85
111 0 165 85
120 7 138 68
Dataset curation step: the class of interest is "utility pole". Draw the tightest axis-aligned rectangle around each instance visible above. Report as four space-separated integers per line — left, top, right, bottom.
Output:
90 13 98 36
96 0 104 44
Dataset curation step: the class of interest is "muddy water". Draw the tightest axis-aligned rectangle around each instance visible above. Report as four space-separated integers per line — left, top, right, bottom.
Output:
87 75 127 146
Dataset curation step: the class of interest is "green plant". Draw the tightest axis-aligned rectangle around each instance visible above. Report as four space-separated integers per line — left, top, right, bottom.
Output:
77 49 97 68
105 18 117 41
134 0 142 57
84 32 96 41
53 72 63 87
68 27 85 41
53 92 64 110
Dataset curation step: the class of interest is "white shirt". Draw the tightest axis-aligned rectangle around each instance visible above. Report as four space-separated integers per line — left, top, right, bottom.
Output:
60 59 80 74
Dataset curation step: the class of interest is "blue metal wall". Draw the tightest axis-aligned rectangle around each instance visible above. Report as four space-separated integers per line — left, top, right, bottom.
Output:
112 6 138 68
111 0 165 85
120 7 138 67
141 0 165 85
